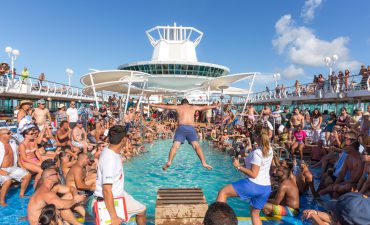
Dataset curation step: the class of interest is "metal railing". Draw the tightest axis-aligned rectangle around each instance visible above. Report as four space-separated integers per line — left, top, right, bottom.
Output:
249 74 370 103
0 74 96 100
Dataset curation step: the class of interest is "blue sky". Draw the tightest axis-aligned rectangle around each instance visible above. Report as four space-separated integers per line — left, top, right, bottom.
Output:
1 0 369 91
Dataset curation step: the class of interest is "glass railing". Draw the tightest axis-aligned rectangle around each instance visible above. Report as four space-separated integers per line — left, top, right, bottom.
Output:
248 74 370 103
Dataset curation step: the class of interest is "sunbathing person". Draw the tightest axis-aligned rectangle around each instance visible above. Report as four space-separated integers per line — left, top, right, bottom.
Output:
319 136 364 198
65 153 95 192
355 147 370 196
291 125 306 161
27 168 85 225
19 126 43 188
296 161 318 197
71 120 88 153
150 99 219 170
0 128 32 206
263 166 299 217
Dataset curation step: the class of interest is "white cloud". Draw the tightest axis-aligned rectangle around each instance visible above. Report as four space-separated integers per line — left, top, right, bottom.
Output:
272 14 361 72
301 0 322 22
281 64 305 78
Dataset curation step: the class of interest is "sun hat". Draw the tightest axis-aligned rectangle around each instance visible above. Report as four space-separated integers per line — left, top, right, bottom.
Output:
58 104 65 108
325 192 370 225
37 99 46 104
20 124 36 135
19 100 33 107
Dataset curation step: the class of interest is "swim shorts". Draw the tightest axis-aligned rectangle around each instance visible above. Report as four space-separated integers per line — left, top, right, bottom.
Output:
272 204 299 216
173 125 198 144
0 167 29 185
232 178 271 209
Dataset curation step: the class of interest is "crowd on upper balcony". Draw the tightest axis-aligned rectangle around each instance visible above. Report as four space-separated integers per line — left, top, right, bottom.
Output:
267 65 370 100
1 60 47 86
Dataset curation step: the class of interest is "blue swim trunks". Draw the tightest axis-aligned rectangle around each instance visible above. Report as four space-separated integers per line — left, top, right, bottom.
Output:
174 125 198 144
232 178 271 209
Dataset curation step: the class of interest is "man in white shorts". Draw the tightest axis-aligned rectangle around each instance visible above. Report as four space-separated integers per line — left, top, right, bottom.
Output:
0 128 32 206
88 125 146 225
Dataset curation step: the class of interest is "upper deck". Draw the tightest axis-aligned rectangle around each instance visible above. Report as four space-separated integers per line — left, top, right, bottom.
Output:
248 74 370 105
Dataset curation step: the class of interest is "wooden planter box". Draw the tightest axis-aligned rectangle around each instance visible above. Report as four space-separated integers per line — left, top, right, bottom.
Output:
155 188 208 225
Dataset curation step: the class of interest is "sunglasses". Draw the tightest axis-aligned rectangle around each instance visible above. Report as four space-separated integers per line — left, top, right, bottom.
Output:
27 132 36 135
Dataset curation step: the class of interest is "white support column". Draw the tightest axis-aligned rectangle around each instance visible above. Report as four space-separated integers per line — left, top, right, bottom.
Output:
147 95 150 118
136 81 146 112
207 84 210 106
89 73 99 109
124 71 133 114
242 73 256 113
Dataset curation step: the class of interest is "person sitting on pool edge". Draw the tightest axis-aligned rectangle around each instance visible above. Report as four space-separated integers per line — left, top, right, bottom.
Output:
149 99 219 170
262 165 300 217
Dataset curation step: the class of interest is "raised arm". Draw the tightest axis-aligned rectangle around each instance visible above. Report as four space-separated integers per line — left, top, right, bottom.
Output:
149 103 177 110
193 103 220 111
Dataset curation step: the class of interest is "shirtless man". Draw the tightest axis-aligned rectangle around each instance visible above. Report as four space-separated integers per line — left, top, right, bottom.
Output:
354 147 370 196
123 107 135 131
290 108 305 130
262 166 300 217
260 103 271 121
150 99 219 170
71 120 88 153
32 99 51 131
27 168 85 225
56 121 71 147
65 153 95 192
296 161 318 197
245 104 258 122
0 128 32 206
319 139 364 198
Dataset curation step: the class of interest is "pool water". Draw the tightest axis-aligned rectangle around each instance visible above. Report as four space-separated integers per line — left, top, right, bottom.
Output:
0 140 324 224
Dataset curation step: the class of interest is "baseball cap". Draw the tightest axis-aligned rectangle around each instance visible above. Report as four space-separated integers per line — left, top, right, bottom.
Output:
58 104 65 108
325 192 370 225
77 119 82 124
37 99 46 104
89 103 94 106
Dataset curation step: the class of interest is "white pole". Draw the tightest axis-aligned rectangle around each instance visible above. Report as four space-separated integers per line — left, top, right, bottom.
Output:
207 84 210 106
147 95 150 118
124 71 133 114
68 75 71 87
242 73 256 113
89 73 99 110
11 56 14 78
136 81 146 111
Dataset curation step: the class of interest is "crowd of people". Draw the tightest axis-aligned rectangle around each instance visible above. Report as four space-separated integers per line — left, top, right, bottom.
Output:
1 95 370 225
267 65 370 99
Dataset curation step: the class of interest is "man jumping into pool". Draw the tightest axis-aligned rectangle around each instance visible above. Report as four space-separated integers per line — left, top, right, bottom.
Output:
149 99 219 170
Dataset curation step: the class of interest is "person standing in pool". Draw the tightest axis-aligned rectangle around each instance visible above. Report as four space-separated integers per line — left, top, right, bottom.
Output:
149 99 219 170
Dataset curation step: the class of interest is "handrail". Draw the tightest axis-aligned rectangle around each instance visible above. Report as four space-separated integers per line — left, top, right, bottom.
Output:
249 74 369 103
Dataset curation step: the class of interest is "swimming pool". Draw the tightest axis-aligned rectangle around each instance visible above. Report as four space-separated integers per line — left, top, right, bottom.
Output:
0 140 323 224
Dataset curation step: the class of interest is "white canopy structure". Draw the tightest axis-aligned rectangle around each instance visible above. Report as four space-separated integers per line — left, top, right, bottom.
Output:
80 24 258 113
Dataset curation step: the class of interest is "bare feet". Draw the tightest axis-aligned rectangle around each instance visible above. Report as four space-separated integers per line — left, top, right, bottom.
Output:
202 164 213 170
0 202 8 207
162 162 171 171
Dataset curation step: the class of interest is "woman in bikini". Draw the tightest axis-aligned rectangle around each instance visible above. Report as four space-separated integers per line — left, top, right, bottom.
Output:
19 127 43 188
